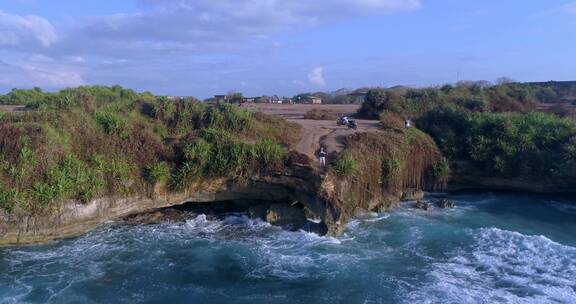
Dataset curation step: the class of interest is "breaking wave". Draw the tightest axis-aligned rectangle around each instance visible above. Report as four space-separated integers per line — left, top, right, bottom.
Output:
1 193 575 303
407 228 576 304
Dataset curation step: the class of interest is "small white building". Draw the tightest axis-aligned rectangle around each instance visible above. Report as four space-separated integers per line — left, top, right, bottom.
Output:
270 95 283 104
305 96 322 104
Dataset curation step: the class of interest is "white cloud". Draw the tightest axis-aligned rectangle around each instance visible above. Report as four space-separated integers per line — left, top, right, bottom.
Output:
0 58 86 90
559 2 576 14
68 0 421 54
0 11 57 48
0 1 421 94
308 67 326 86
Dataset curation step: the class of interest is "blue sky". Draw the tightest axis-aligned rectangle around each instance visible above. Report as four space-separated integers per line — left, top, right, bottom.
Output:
0 0 575 98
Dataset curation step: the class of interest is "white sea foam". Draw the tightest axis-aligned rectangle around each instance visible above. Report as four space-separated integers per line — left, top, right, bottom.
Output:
407 227 576 304
4 194 575 303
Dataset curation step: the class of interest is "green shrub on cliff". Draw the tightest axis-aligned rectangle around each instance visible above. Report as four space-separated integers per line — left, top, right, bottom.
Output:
417 108 576 179
255 139 287 168
46 155 105 203
172 129 288 189
0 86 298 214
0 88 45 106
144 162 171 184
333 153 360 176
205 102 253 131
0 189 18 213
94 110 128 135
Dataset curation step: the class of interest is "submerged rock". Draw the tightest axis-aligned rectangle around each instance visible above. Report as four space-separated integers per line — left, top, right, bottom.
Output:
402 188 425 201
415 200 433 211
436 199 456 209
265 203 308 231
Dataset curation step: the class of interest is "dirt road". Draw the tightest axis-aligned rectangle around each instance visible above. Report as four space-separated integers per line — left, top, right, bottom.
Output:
245 104 381 162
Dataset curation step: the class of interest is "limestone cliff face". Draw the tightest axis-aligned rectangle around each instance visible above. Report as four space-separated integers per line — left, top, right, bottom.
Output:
0 157 340 246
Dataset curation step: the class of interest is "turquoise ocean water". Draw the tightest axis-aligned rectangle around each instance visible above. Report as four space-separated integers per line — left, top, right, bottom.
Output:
1 192 575 303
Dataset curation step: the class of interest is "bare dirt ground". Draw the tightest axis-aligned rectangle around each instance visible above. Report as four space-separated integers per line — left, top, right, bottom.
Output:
0 105 27 112
243 103 382 162
536 103 576 121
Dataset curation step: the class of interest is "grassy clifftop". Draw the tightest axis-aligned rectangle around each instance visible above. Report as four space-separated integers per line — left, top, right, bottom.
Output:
0 86 300 215
326 128 448 217
357 83 576 188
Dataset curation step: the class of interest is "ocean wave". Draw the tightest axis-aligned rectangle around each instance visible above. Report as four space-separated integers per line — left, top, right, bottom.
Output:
407 227 576 304
4 194 574 303
545 200 576 215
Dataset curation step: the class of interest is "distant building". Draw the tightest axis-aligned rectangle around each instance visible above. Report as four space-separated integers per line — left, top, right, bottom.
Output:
214 95 229 102
254 96 269 103
305 96 322 104
270 95 283 104
214 94 253 104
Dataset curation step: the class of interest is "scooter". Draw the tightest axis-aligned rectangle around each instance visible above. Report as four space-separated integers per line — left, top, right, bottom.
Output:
348 120 358 130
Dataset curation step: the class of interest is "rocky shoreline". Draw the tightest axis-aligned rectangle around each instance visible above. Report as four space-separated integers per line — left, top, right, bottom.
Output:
3 157 575 246
0 157 351 246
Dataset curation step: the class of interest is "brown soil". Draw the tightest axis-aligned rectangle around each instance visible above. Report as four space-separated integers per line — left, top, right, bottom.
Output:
0 105 27 112
243 103 382 162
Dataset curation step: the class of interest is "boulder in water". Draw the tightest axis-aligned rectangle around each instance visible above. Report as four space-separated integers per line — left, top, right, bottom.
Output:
123 208 190 225
415 200 432 211
265 203 307 230
436 199 456 209
402 188 425 201
249 204 270 220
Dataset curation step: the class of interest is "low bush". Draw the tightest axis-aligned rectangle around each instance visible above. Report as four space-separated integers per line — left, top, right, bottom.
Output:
379 111 404 129
46 155 105 203
333 153 359 176
94 110 127 135
304 109 338 120
144 162 171 184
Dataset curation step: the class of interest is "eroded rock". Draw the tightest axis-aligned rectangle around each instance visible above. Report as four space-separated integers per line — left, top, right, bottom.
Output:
123 208 191 225
265 203 308 230
402 188 425 201
415 200 432 211
436 199 456 209
248 204 270 220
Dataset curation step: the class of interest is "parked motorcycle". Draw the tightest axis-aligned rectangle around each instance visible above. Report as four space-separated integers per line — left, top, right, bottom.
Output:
348 120 358 130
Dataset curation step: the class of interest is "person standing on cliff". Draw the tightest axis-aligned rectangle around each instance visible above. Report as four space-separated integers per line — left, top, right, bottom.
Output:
405 118 412 128
319 147 327 167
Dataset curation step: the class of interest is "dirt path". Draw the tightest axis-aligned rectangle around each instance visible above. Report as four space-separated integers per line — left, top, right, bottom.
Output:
245 104 382 162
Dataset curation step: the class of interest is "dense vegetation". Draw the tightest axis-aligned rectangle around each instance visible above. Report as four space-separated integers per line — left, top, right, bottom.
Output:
417 108 576 179
357 82 541 119
293 88 368 104
527 81 576 103
0 86 299 215
357 82 576 182
329 129 448 215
